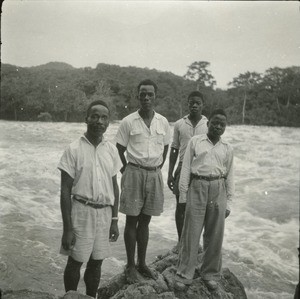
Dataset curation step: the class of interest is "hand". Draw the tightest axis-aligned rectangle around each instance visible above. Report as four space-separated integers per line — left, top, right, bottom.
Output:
62 229 75 251
225 209 230 218
167 175 175 191
109 221 119 242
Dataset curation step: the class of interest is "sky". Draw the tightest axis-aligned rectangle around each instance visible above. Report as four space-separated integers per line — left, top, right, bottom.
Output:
1 0 300 89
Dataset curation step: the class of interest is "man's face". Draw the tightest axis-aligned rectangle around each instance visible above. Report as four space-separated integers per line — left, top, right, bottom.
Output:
138 85 156 111
86 104 109 137
208 114 227 138
188 96 204 115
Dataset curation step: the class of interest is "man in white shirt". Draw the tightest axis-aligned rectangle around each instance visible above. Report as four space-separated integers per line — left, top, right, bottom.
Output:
175 108 234 291
167 91 207 249
58 100 121 298
115 79 171 283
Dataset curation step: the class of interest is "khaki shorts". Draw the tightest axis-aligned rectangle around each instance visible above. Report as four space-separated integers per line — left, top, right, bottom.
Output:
60 200 112 263
119 163 164 216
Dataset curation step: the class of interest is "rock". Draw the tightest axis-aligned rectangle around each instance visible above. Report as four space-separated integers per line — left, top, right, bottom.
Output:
1 250 247 299
1 290 94 299
1 289 59 299
62 290 93 298
98 250 247 299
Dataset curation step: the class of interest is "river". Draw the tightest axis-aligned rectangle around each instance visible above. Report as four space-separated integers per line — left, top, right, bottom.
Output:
0 120 299 298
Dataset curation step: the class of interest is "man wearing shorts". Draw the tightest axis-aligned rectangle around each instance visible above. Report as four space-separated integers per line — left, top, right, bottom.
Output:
167 91 207 250
58 100 121 298
116 79 171 283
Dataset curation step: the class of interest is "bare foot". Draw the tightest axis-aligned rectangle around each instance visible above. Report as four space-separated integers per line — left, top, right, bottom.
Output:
137 264 158 280
125 266 139 284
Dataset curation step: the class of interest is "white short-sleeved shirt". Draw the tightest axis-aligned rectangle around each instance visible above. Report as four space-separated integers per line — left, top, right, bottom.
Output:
58 135 122 205
171 115 208 162
115 111 171 167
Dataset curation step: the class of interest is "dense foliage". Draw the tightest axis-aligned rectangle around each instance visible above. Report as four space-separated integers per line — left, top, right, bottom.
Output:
1 61 299 126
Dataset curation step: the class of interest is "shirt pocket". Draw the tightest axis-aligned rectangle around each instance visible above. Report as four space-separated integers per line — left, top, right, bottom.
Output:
130 129 145 151
76 155 93 172
154 128 165 152
74 156 93 185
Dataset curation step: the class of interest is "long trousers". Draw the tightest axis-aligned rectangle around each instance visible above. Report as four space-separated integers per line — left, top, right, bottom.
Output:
177 177 227 281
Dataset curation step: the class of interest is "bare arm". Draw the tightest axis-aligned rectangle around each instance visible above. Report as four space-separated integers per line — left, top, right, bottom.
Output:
111 175 119 218
60 170 75 250
160 144 169 169
116 143 127 174
167 120 180 190
109 175 119 242
167 147 179 191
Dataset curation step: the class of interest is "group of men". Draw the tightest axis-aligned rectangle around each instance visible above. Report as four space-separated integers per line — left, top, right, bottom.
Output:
58 79 234 297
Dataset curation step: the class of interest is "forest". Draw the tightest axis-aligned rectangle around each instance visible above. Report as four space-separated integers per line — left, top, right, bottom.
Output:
1 61 299 127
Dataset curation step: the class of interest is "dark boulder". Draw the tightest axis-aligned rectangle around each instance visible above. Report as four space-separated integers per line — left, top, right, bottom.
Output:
98 250 247 299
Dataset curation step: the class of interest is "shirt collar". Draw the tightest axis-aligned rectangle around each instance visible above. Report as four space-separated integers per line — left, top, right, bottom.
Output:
81 134 107 146
183 114 207 126
203 134 228 145
134 110 161 120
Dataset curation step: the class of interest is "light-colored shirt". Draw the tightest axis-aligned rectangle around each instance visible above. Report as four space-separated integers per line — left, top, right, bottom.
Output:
171 115 208 162
179 134 234 210
58 135 122 205
115 111 171 167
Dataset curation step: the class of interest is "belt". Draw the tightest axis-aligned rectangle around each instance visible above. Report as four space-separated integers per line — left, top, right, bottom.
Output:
128 162 160 171
73 196 110 209
192 174 226 181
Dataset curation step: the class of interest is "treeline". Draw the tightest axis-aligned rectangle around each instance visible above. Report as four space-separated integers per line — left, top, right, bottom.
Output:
1 61 299 126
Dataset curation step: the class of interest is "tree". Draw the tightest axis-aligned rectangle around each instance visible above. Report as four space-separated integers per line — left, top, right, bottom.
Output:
90 81 118 120
1 62 299 126
263 67 286 113
1 75 29 120
228 72 262 124
51 83 88 121
278 67 300 108
263 67 300 113
184 61 216 91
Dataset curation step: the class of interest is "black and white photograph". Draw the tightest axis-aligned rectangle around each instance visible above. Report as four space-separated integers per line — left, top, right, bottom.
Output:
1 1 299 298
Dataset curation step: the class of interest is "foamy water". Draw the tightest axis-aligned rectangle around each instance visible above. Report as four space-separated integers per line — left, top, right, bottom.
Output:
0 120 299 298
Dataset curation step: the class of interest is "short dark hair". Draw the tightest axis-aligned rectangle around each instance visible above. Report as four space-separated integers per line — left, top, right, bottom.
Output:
137 79 158 94
209 108 227 120
86 100 110 116
187 91 204 102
